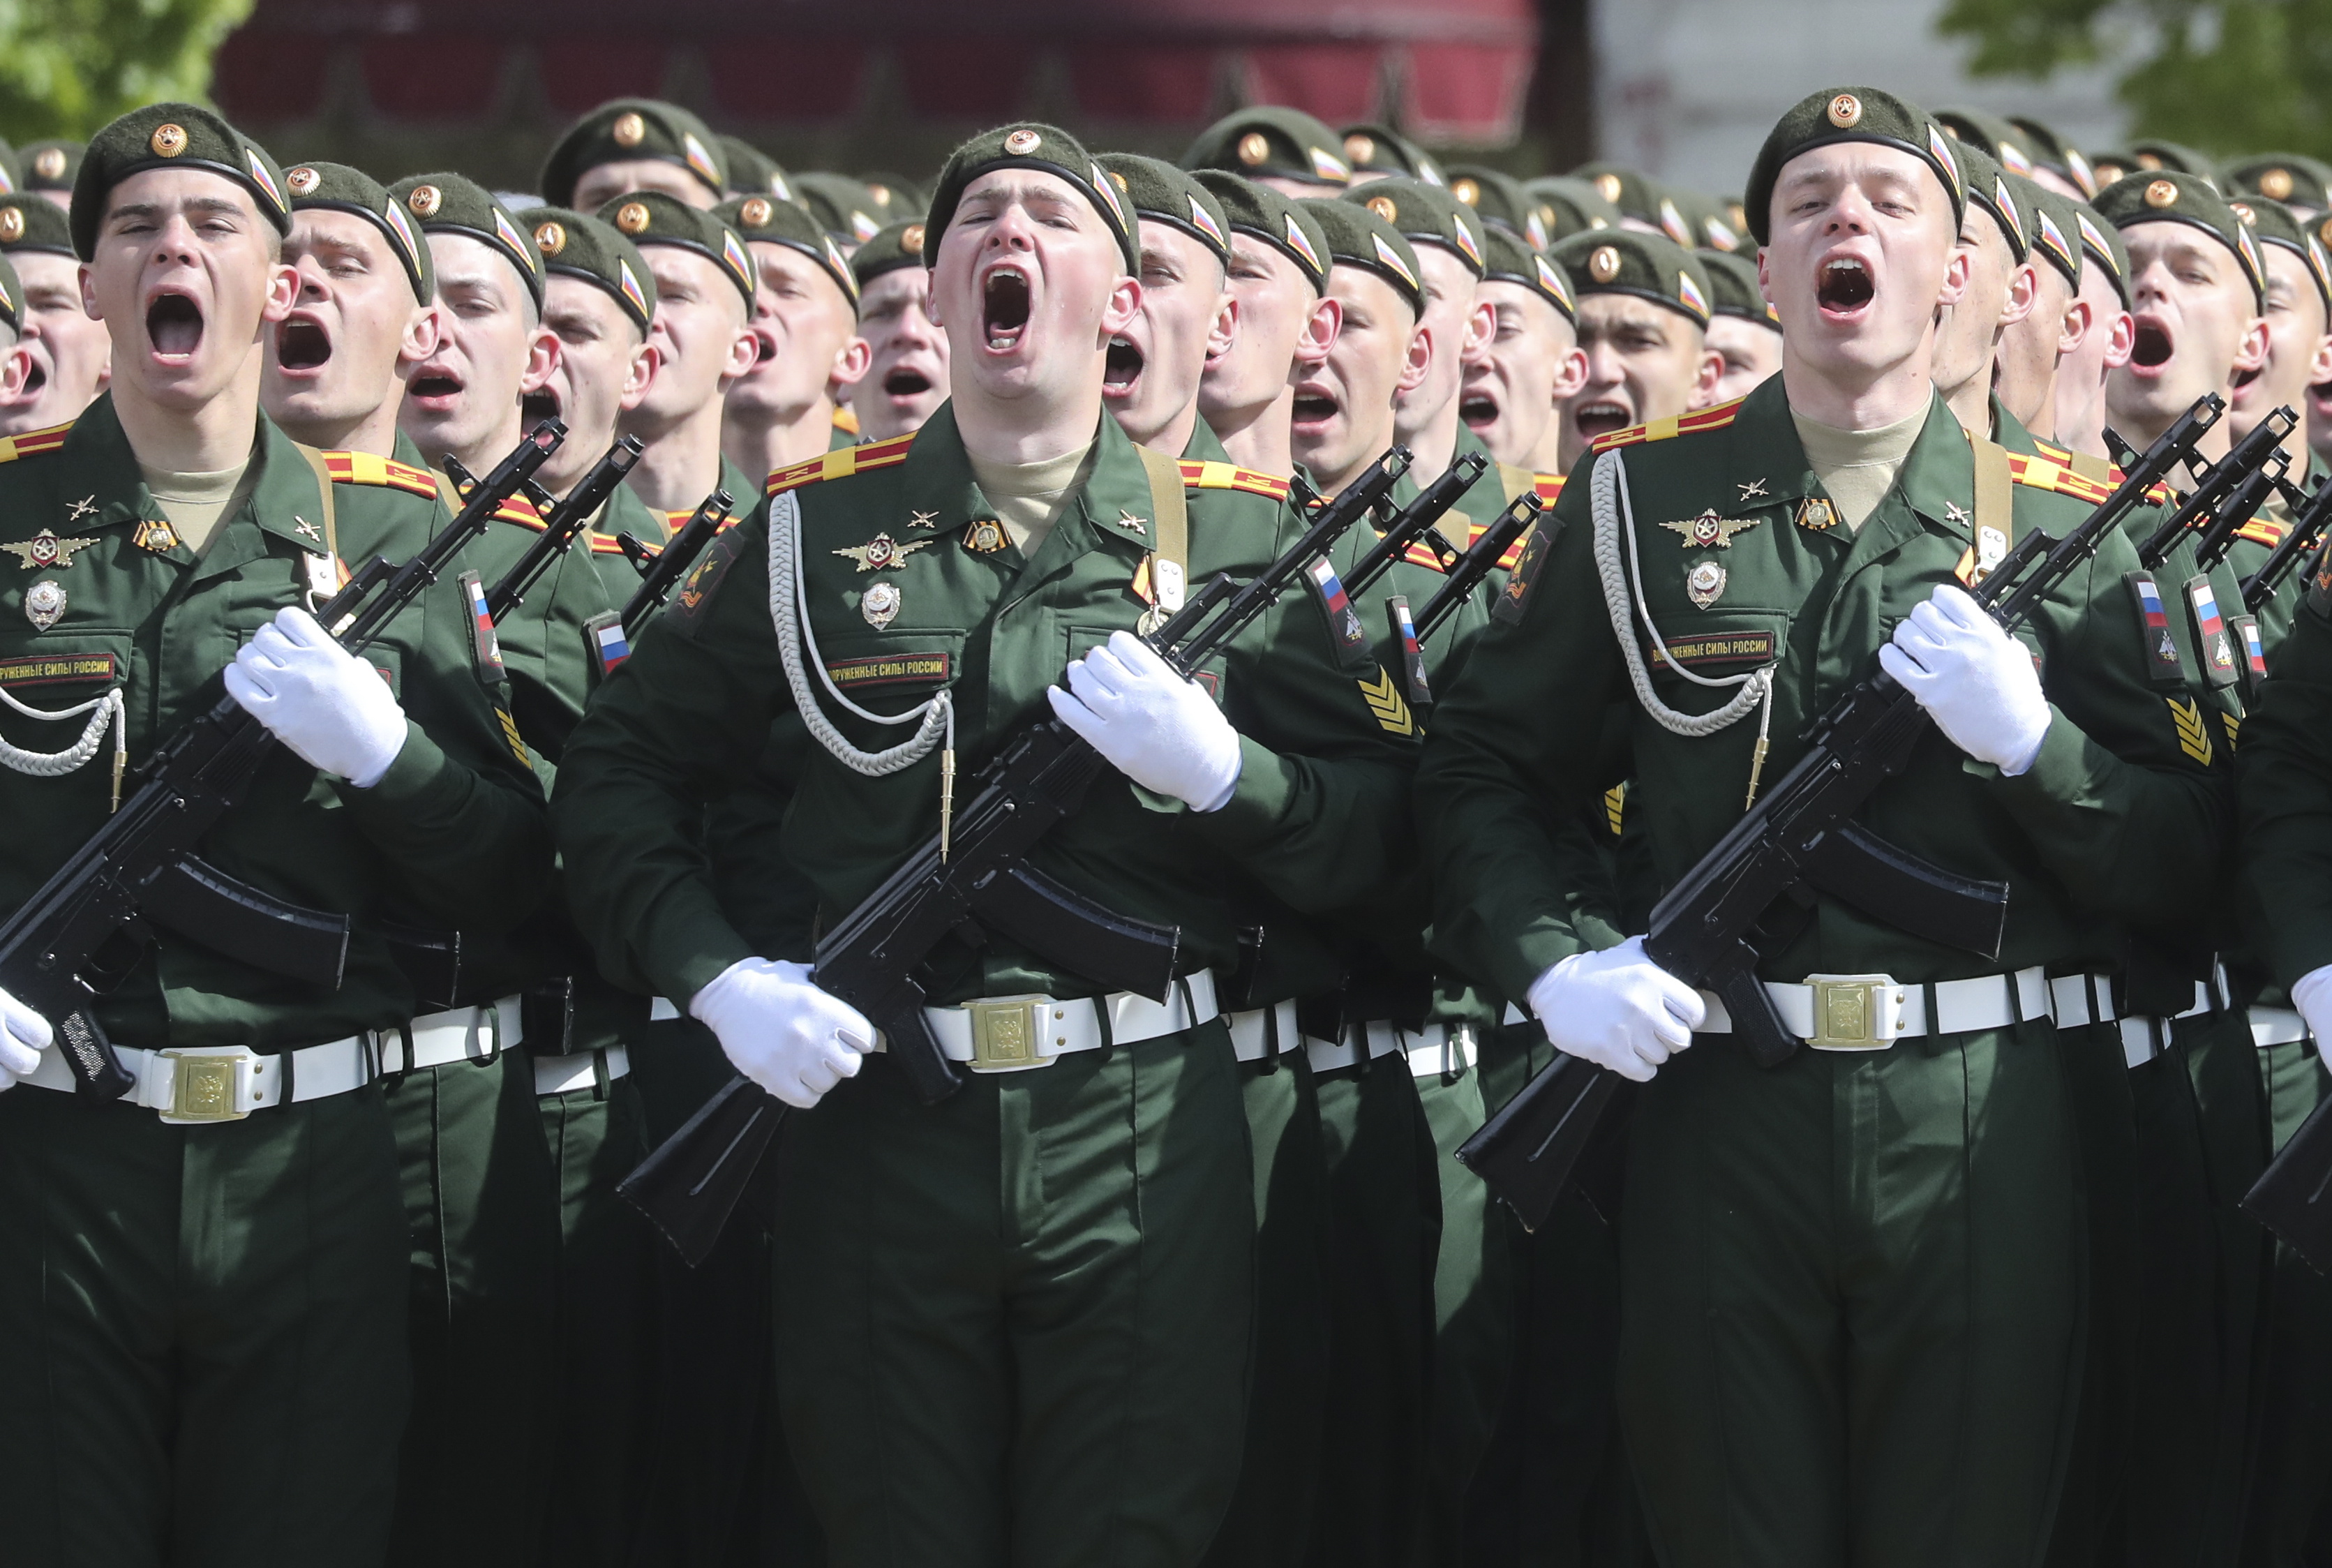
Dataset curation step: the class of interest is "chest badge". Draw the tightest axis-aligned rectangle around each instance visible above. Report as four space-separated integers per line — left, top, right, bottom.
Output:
24 580 66 630
1796 497 1839 532
1114 509 1148 537
908 509 941 530
1661 509 1763 549
294 517 322 542
1737 479 1769 504
1 530 98 571
1687 560 1727 608
64 495 99 527
861 581 902 629
962 517 1009 555
1945 502 1971 527
133 517 181 554
832 531 933 572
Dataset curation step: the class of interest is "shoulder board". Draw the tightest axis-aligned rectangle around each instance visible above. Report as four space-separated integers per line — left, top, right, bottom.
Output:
2001 449 2116 507
2234 517 2288 548
767 432 915 497
489 494 547 529
1587 398 1747 455
2028 436 2172 505
1533 472 1565 504
1400 540 1451 572
322 450 440 500
1176 458 1290 501
0 420 74 464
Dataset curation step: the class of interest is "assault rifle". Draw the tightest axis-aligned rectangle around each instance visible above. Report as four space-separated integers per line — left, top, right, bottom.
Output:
1459 395 2232 1230
0 421 565 1098
620 445 1483 1264
618 487 737 636
1415 493 1544 642
2243 470 2332 613
484 435 643 622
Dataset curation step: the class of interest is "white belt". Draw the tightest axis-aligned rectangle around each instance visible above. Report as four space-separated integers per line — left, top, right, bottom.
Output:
1502 1001 1527 1026
650 996 680 1022
22 1029 378 1123
2250 1006 2312 1049
873 971 1220 1074
1225 1001 1301 1063
1305 1020 1477 1079
535 1044 632 1096
379 997 524 1073
1695 966 2052 1050
2117 966 2229 1068
2049 973 2120 1027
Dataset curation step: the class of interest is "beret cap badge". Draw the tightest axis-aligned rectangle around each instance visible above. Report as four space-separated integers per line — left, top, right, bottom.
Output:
616 201 650 234
287 165 319 196
902 222 925 254
1238 133 1269 167
1827 94 1862 128
1367 195 1397 223
1452 178 1480 205
1594 173 1622 202
2145 178 2179 209
1004 128 1042 156
31 148 63 181
1590 244 1622 282
2264 167 2296 200
534 220 566 256
740 196 773 227
149 124 187 158
1345 134 1375 165
612 112 646 148
0 209 21 244
408 184 442 218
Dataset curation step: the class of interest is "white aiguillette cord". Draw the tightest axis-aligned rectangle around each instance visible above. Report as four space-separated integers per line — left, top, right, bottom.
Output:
1590 449 1777 807
0 682 126 808
767 488 960 854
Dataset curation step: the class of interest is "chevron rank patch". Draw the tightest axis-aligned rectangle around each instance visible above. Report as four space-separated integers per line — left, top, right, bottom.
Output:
2168 696 2214 766
1357 666 1415 735
2184 575 2238 689
458 571 504 682
2125 572 2188 688
2234 613 2268 700
495 703 530 766
2221 710 2241 753
1604 784 1624 836
1389 597 1431 706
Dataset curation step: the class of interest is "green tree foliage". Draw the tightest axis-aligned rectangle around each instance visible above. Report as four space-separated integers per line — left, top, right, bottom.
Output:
0 0 255 142
1940 0 2332 154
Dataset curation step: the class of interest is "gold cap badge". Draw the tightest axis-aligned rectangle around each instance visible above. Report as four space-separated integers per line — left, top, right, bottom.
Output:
611 111 646 148
31 148 63 181
740 196 773 227
615 200 650 235
2232 201 2257 225
1345 133 1375 166
534 220 567 256
2137 151 2164 170
408 184 442 218
1594 172 1623 204
0 208 21 245
2144 178 2178 209
1004 128 1042 156
1238 132 1270 167
2264 167 2296 200
149 123 187 158
287 165 319 197
1367 195 1397 223
902 222 925 254
1590 244 1622 283
1452 178 1480 206
1827 94 1862 128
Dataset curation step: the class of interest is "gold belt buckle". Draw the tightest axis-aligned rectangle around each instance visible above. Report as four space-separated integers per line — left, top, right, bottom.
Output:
966 999 1054 1073
158 1049 253 1123
1803 975 1904 1052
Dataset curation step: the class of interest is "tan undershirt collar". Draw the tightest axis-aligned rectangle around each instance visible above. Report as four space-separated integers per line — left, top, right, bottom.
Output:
967 438 1098 560
1791 405 1927 533
140 448 258 558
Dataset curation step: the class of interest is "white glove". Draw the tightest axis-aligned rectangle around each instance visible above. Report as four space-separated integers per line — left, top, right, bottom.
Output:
1047 629 1243 812
224 608 408 788
1878 584 2051 775
2293 965 2332 1073
0 987 49 1093
689 957 874 1110
1526 935 1706 1083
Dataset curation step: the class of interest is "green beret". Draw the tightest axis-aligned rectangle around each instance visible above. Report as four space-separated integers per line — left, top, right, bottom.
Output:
597 190 755 309
519 207 656 336
1444 163 1549 250
717 192 857 305
792 172 884 246
72 103 292 260
19 140 82 195
1666 187 1742 251
2095 169 2264 306
285 160 433 305
2088 150 2139 188
1343 177 1486 278
389 172 544 308
2072 202 2132 308
1550 229 1712 327
1743 88 1963 246
0 251 20 336
1298 196 1423 317
850 219 929 292
1524 175 1621 242
857 174 927 227
1569 163 1666 228
1695 248 1778 330
0 193 73 257
925 122 1137 274
1340 124 1444 187
2005 115 2097 196
1097 154 1230 266
1944 137 2028 261
2131 140 2218 184
1181 107 1351 189
539 98 725 207
1190 170 1329 293
1937 109 2028 172
719 136 794 203
1481 227 1575 323
2227 194 2332 316
2005 172 2081 292
2223 154 2332 214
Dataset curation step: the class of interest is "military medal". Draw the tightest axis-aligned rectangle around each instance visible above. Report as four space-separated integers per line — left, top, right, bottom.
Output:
1687 560 1726 608
24 580 65 630
861 581 901 628
0 530 98 571
1796 497 1839 532
1660 509 1762 549
832 532 933 572
962 518 1008 555
133 517 180 553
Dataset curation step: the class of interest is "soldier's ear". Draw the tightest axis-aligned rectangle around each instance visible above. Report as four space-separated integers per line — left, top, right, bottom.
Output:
0 342 24 401
1396 317 1433 395
399 303 440 368
2234 312 2271 378
1552 344 1590 403
1295 294 1340 366
622 338 660 411
830 334 872 389
262 260 299 324
2309 327 2332 391
1101 271 1142 340
1206 290 1239 361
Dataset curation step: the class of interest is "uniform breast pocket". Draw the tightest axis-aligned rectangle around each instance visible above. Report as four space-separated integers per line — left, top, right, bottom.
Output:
0 632 133 799
1066 624 1227 704
1641 611 1790 685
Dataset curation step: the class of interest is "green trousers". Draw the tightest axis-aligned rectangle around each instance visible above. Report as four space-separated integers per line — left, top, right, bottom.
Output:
2129 1010 2271 1568
2240 1038 2332 1567
382 1050 560 1568
770 1027 1253 1568
0 1084 409 1568
1619 1020 2083 1568
1201 1052 1331 1568
1417 1054 1515 1566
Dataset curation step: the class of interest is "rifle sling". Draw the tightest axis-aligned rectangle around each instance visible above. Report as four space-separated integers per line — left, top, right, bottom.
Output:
291 443 341 563
1971 433 2015 556
1131 445 1190 601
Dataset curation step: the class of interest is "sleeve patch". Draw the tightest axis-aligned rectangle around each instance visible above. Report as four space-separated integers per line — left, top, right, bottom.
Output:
2168 696 2215 766
664 521 747 636
1493 517 1562 623
2123 571 2190 689
1356 666 1415 735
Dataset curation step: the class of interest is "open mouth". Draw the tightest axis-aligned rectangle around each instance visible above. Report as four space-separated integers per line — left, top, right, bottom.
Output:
2312 378 2332 414
1103 336 1144 394
751 329 778 366
982 264 1031 352
521 387 560 426
1460 391 1500 428
1574 400 1632 440
276 319 332 371
1816 255 1874 316
1290 386 1340 430
16 355 45 397
146 292 204 359
883 367 931 398
409 368 465 403
2232 363 2262 392
2130 315 2174 371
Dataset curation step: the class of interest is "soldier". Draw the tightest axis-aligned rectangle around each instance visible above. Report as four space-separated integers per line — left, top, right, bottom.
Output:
1342 123 1444 188
1419 87 2229 1567
1525 174 1624 242
1991 172 2086 440
525 205 660 502
719 134 793 202
1352 179 1493 488
1190 172 1334 478
2224 154 2332 221
554 118 1419 1568
1460 228 1585 473
0 193 111 435
20 138 80 211
1546 229 1721 473
1094 154 1234 455
2223 195 2331 483
1183 105 1352 199
793 172 885 253
1290 197 1428 496
1446 163 1555 251
2008 114 2100 200
1931 139 2033 435
849 218 952 444
717 193 867 481
1697 246 1784 403
0 102 552 1566
1572 163 1672 239
2052 206 2137 461
391 174 557 477
541 98 726 215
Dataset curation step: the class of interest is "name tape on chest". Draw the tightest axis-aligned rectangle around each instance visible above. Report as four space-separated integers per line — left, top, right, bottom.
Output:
824 652 952 689
0 652 114 687
1645 629 1778 670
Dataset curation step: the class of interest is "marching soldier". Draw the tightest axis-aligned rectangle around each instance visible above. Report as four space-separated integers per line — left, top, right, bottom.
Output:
1342 123 1445 188
1183 106 1353 200
0 192 112 436
717 191 867 480
1094 154 1236 456
1931 138 2033 435
719 134 793 202
2054 202 2137 461
1190 172 1336 479
1359 179 1492 486
1697 246 1785 403
539 98 728 215
793 172 885 253
849 218 952 445
1460 228 1587 473
0 102 551 1566
1991 172 2086 439
1547 229 1721 473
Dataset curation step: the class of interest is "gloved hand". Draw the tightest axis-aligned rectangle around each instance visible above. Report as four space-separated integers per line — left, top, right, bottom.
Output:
224 607 408 788
1047 629 1243 812
1527 935 1705 1083
2293 964 2332 1073
1878 584 2051 775
689 957 875 1110
0 987 52 1093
